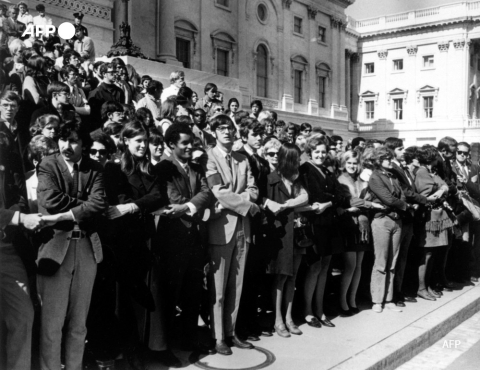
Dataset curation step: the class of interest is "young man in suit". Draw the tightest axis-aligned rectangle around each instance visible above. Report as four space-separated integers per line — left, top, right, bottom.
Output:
235 118 271 340
155 123 213 353
0 129 44 370
193 108 216 149
206 114 260 355
36 121 108 370
451 142 480 283
385 138 429 306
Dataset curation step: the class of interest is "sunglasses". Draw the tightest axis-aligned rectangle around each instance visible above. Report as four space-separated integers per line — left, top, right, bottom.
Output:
457 150 469 156
90 149 107 156
266 152 278 157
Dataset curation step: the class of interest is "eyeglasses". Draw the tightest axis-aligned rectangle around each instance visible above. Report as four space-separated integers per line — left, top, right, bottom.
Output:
266 152 279 157
457 150 469 156
59 92 71 98
90 149 107 156
216 126 234 133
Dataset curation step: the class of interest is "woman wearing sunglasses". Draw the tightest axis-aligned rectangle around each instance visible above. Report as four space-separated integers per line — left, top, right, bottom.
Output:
89 131 115 167
368 146 410 313
262 137 281 172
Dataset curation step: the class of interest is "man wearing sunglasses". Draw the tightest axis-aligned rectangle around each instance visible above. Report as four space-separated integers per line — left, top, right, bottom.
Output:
451 142 480 284
88 63 125 131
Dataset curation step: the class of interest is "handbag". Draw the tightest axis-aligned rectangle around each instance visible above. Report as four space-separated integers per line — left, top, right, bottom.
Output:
293 214 313 248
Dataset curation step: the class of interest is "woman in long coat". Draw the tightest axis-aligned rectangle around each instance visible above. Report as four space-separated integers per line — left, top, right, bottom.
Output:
264 143 315 338
105 121 179 367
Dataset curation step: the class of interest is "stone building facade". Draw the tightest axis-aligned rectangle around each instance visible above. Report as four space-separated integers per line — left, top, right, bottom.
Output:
16 0 356 137
348 1 480 146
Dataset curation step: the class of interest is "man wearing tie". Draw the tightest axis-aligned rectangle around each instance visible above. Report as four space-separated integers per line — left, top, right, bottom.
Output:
386 138 428 307
193 108 216 149
235 118 271 340
155 123 213 352
36 121 107 370
206 114 259 355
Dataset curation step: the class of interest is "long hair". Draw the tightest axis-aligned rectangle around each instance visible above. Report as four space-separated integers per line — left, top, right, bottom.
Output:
277 143 301 182
120 121 151 177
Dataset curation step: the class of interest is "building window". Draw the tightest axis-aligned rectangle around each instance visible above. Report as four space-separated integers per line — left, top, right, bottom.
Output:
176 38 190 69
423 55 434 68
424 96 433 118
318 26 326 43
216 49 229 76
365 101 375 120
257 4 267 22
393 98 403 120
294 70 302 104
318 76 326 108
294 16 303 35
393 59 403 71
365 63 374 74
256 45 268 97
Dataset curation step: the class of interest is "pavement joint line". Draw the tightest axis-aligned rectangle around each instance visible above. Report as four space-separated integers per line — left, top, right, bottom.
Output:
329 285 480 370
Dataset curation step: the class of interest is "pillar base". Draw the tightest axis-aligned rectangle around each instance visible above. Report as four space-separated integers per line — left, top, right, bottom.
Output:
157 54 184 66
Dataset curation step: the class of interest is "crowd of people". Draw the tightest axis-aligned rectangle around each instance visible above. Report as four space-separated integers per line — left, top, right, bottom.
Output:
1 2 480 370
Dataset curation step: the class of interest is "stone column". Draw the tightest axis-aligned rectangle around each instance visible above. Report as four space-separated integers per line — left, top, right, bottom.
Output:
345 50 352 118
338 23 346 107
157 0 181 65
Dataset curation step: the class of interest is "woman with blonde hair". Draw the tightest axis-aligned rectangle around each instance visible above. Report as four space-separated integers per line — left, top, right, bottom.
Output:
157 97 177 135
337 150 384 315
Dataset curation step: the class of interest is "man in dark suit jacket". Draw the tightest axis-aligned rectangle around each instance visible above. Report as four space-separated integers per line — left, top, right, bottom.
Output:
88 63 125 132
193 108 216 148
235 118 270 340
451 142 480 283
386 138 428 306
0 90 30 170
155 123 213 352
36 122 107 370
0 130 43 370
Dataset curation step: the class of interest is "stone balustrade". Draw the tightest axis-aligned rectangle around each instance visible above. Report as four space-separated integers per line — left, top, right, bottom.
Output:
348 1 480 35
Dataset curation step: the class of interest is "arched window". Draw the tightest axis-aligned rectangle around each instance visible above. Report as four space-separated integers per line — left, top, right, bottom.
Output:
257 44 268 97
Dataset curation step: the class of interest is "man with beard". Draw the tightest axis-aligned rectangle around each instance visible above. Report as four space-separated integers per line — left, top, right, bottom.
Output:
36 121 107 370
88 63 125 131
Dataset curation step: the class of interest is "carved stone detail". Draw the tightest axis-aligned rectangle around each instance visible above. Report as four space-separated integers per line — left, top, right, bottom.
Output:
36 0 111 21
282 0 293 9
307 5 318 20
438 41 449 52
351 52 359 63
378 50 388 60
406 45 418 56
454 40 466 50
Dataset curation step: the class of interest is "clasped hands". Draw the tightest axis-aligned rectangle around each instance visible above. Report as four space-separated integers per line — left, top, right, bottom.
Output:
106 203 140 219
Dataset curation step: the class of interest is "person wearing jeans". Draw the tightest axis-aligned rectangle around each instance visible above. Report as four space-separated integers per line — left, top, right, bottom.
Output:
368 146 409 313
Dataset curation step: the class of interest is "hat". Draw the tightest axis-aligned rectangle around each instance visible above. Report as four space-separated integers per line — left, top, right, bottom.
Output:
36 4 45 11
73 12 84 19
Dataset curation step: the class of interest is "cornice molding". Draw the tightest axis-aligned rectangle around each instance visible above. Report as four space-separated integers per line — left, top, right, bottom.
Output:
357 17 478 39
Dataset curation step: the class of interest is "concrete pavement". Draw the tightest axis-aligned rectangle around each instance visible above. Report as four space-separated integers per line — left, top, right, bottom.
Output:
157 283 480 370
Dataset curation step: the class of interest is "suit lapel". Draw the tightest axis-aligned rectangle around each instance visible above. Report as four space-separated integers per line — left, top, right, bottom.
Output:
58 154 73 195
213 146 233 185
78 158 93 198
170 157 191 197
231 153 239 189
